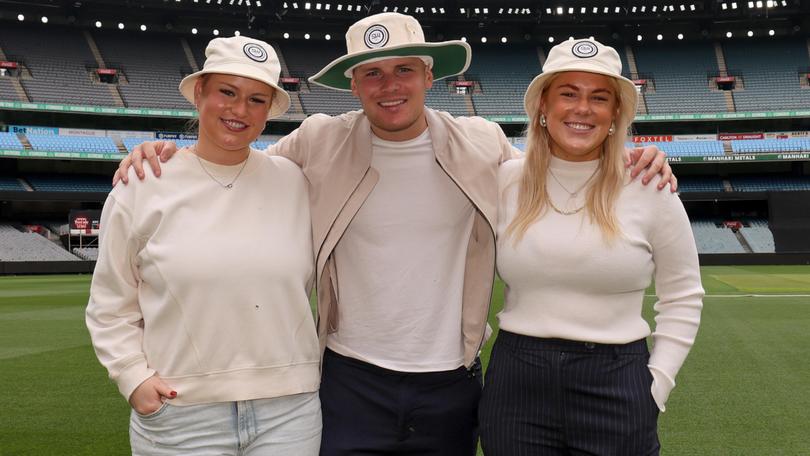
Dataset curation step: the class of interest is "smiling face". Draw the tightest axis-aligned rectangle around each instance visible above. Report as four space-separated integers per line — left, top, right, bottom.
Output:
350 57 433 141
194 73 274 163
540 71 619 162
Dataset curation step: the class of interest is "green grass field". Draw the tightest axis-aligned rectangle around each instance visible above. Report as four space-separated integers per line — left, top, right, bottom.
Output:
1 266 809 455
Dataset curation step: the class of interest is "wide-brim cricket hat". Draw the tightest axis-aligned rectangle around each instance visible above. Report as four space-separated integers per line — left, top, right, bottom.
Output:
309 12 471 91
179 36 291 120
524 38 638 125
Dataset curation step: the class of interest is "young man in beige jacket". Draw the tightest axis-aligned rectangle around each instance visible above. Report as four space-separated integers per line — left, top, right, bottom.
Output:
116 12 674 455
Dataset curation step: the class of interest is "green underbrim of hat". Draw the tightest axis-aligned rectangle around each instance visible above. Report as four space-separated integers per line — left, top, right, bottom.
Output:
309 43 469 91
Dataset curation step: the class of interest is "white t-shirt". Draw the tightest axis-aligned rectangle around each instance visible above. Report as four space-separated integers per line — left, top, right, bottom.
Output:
328 129 475 372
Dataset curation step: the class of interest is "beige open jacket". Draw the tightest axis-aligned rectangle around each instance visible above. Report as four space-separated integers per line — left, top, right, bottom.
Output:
270 108 516 367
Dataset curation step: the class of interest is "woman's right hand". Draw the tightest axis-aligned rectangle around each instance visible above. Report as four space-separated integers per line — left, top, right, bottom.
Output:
129 375 177 415
113 141 179 186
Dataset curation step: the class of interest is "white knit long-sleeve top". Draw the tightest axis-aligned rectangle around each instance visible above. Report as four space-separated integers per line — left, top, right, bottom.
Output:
496 156 704 411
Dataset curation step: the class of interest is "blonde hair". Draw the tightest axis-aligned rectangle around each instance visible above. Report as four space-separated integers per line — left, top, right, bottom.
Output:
505 73 634 243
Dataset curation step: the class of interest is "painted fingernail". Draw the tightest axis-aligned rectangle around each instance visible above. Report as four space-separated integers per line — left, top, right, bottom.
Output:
170 391 177 397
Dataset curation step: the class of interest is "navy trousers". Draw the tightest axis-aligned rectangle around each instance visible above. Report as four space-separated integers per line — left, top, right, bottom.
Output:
479 331 660 456
319 348 482 456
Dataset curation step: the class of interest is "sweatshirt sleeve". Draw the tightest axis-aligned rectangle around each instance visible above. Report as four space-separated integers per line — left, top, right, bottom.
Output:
85 193 154 401
647 189 704 412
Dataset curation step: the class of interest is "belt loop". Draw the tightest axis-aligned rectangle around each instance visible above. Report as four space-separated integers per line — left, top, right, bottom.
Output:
612 345 619 359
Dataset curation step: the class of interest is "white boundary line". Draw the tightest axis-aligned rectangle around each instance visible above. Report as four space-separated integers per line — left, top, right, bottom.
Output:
645 294 810 298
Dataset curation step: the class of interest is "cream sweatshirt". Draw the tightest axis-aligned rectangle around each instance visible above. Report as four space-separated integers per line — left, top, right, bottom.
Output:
497 156 704 411
86 149 320 405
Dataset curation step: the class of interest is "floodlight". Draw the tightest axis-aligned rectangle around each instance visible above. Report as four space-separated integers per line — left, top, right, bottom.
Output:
141 24 147 31
95 21 102 28
304 33 310 39
768 29 775 35
213 28 219 35
41 16 48 23
325 34 331 40
657 34 663 40
283 32 289 38
548 36 555 43
119 23 126 30
637 34 643 41
481 37 487 43
678 33 684 39
501 37 507 43
747 30 753 36
726 31 732 37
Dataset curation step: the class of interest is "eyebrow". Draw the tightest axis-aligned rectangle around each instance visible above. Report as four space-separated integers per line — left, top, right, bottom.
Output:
218 81 272 98
556 83 613 95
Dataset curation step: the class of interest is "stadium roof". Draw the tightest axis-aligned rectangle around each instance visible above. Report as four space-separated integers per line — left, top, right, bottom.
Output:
0 0 807 44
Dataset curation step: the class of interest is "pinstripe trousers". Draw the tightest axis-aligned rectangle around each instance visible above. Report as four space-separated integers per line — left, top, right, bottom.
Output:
479 331 660 456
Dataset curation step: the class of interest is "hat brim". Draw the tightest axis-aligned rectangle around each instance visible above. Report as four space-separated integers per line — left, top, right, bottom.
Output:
524 68 639 126
179 65 292 120
308 41 471 92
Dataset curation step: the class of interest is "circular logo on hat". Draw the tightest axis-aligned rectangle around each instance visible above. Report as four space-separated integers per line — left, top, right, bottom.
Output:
364 25 389 49
571 41 598 59
243 43 268 62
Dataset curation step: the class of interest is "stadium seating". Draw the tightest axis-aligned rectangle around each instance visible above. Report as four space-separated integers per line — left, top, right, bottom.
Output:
739 219 775 253
723 39 810 112
690 220 746 253
92 30 191 109
72 247 99 261
729 175 810 192
0 24 117 106
0 176 26 191
25 175 112 193
633 42 728 114
26 135 119 154
0 224 80 261
0 77 18 102
731 138 810 153
468 44 541 116
634 140 725 157
677 176 726 192
0 132 23 150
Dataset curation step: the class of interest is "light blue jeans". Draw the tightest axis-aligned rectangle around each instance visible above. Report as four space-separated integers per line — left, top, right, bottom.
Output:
129 392 321 455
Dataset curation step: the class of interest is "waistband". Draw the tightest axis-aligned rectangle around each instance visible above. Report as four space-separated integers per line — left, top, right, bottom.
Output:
324 348 478 379
497 330 649 355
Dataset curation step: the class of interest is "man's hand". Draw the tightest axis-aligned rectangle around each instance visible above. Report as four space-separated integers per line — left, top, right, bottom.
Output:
113 141 178 186
129 374 176 416
626 145 677 192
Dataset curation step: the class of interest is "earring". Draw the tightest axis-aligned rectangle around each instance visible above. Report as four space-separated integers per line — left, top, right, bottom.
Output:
608 122 616 136
539 114 547 127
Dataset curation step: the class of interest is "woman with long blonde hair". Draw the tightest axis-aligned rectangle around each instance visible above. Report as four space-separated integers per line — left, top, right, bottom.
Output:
479 39 703 455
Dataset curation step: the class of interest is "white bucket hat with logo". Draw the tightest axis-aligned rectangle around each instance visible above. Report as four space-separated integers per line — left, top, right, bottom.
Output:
524 38 638 126
309 12 471 91
179 36 291 119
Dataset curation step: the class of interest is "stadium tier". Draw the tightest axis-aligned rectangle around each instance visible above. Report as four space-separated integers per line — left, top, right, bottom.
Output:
690 220 747 253
0 132 23 150
0 24 118 107
731 138 810 153
676 176 726 192
26 134 119 154
25 175 112 193
633 42 728 114
468 44 541 116
729 175 810 192
723 39 810 112
0 224 81 261
0 177 26 191
1 21 809 117
633 141 725 157
739 219 776 253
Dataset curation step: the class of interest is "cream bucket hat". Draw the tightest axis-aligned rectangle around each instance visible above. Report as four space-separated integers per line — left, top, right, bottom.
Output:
524 39 638 125
179 36 291 119
309 12 471 91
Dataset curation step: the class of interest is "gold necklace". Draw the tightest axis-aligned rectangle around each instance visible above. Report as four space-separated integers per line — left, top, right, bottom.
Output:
546 164 599 216
547 192 585 215
193 147 249 190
